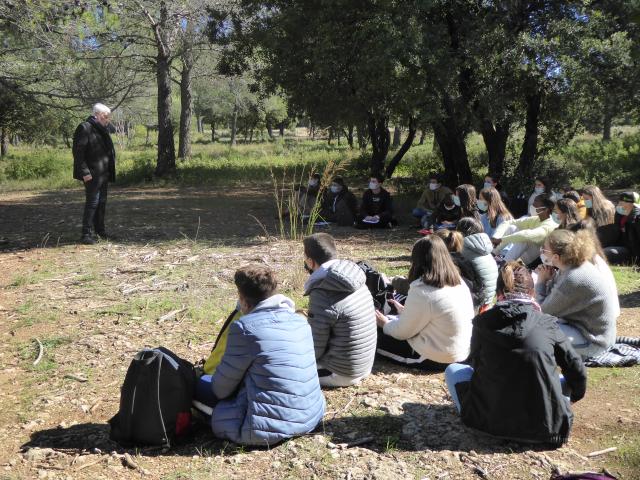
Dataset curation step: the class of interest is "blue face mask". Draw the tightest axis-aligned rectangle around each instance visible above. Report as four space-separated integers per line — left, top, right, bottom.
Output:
534 186 545 195
616 205 629 216
452 195 461 207
551 212 561 224
477 200 488 212
483 182 493 191
584 199 593 209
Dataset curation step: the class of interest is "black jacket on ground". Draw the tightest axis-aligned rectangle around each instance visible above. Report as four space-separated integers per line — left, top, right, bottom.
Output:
456 302 587 446
72 116 116 182
434 204 461 224
601 206 640 264
360 188 393 218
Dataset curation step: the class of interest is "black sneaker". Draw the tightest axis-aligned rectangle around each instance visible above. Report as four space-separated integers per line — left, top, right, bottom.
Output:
80 235 95 245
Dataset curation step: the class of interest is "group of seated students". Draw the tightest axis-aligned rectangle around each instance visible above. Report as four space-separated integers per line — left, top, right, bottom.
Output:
295 173 397 228
193 178 636 449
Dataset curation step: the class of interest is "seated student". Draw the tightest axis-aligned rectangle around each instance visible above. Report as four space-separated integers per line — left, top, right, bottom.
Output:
282 173 321 218
483 173 509 206
527 176 551 214
319 176 358 226
601 191 640 265
433 229 483 308
454 184 481 222
302 233 377 387
375 235 475 370
563 190 587 219
553 198 581 229
478 187 513 238
356 174 396 229
582 185 615 228
536 229 619 359
445 261 587 447
196 265 325 446
456 217 498 310
432 193 461 229
413 173 452 227
492 194 558 265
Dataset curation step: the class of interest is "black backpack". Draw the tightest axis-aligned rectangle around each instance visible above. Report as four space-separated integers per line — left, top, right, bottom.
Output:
109 347 196 448
356 261 392 310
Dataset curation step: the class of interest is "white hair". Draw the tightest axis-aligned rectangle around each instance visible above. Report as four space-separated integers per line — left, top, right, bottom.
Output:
92 103 111 115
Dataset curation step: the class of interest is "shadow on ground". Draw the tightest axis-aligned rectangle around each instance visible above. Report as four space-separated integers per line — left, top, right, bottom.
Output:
23 402 552 458
0 187 419 252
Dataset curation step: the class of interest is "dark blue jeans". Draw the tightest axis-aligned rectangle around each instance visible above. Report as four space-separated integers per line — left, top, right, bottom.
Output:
82 176 108 236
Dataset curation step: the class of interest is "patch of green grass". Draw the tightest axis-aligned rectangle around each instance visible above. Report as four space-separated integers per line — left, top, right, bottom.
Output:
612 266 640 295
614 433 640 473
17 336 73 373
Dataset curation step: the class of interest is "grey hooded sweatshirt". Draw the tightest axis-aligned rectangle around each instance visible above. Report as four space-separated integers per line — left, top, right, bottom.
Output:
462 233 499 306
304 259 377 378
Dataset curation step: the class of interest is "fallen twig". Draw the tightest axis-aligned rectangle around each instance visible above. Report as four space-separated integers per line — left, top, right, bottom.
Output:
346 437 375 448
89 400 101 414
75 457 104 471
123 452 149 475
157 307 187 323
587 447 617 457
33 338 44 366
64 374 88 383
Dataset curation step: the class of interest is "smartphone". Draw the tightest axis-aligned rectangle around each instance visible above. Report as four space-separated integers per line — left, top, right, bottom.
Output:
385 291 397 315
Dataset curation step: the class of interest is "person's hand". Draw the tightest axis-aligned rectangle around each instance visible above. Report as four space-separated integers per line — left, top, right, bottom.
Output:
388 298 404 314
82 174 92 183
373 215 380 221
375 310 389 328
535 264 555 283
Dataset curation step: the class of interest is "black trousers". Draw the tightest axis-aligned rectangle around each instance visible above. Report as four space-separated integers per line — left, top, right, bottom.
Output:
376 327 449 371
355 212 394 229
82 176 108 236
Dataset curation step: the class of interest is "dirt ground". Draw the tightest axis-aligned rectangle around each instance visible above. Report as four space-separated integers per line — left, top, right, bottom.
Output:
0 186 639 480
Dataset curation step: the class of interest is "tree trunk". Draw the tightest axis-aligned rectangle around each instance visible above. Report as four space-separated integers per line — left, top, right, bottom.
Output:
249 127 254 142
266 122 274 139
230 105 238 146
155 54 176 176
419 129 426 145
357 124 368 149
347 125 354 148
178 46 193 159
479 119 510 177
431 119 471 188
602 111 612 142
516 92 542 178
211 122 215 142
278 123 285 137
392 126 401 148
154 3 176 177
368 114 390 176
385 117 417 179
0 128 8 157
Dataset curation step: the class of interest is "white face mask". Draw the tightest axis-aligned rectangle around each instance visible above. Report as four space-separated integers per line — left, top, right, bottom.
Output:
483 182 493 190
477 200 488 212
308 179 319 187
429 182 439 191
534 186 545 195
330 184 342 194
452 195 461 207
369 182 379 191
540 252 555 267
529 205 541 217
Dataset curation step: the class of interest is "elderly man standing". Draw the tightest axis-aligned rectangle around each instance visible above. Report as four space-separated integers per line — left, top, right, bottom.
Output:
72 103 116 244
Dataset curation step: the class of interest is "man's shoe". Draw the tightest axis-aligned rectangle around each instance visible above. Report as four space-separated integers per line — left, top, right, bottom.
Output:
80 235 95 245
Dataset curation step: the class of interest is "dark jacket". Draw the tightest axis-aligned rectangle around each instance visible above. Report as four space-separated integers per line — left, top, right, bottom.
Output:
360 188 393 218
434 204 461 225
321 188 358 226
72 116 116 182
456 302 587 446
451 252 482 307
602 206 640 263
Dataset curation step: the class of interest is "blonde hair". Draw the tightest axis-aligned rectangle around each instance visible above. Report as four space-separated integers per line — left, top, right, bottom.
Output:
433 229 463 253
546 229 595 267
497 261 534 296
